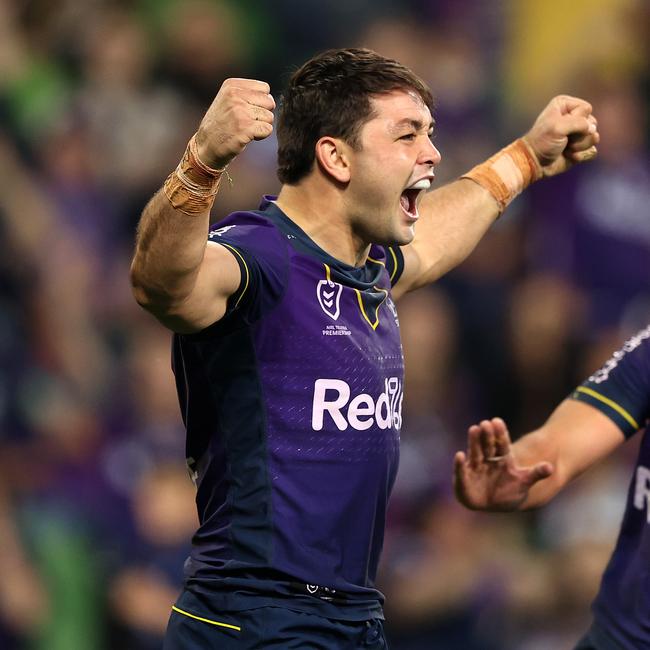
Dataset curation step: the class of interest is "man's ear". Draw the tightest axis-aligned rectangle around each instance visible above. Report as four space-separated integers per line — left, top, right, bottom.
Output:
314 136 351 183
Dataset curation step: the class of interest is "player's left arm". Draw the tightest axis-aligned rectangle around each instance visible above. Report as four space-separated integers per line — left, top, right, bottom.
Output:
454 402 627 512
392 95 599 300
455 329 650 511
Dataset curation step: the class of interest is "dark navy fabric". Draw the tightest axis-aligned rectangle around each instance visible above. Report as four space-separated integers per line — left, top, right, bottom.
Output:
164 589 388 649
569 326 650 648
574 621 622 650
171 198 405 622
571 327 650 439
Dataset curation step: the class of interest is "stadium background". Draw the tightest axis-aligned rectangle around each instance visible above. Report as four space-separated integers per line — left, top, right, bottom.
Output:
0 0 648 648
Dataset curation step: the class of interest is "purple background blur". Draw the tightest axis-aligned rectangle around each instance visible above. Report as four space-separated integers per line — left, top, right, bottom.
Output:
0 1 648 648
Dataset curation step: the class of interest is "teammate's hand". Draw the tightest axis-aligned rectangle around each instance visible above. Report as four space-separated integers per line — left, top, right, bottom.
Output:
522 95 600 178
453 417 554 511
194 78 275 169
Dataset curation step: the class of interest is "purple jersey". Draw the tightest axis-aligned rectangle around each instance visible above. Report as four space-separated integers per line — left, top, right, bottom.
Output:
171 197 405 620
570 325 650 648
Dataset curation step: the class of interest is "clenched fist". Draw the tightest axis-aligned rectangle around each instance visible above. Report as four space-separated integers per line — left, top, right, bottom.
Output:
194 78 275 170
523 95 600 178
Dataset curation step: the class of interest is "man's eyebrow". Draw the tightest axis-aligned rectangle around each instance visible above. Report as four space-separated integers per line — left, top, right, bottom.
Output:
392 118 435 132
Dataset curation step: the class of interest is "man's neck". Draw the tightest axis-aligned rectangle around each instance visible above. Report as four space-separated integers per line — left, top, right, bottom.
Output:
275 183 370 267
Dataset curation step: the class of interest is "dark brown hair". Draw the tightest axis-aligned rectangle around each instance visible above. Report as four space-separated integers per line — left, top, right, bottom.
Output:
276 48 433 185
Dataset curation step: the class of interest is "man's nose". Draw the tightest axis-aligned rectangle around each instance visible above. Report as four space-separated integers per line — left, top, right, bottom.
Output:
420 139 441 166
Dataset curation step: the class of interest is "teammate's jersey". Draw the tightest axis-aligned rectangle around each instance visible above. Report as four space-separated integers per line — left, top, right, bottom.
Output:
570 325 650 648
171 197 405 621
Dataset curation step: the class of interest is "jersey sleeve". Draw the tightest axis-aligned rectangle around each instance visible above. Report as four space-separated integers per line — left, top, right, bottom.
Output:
207 212 289 324
570 327 650 438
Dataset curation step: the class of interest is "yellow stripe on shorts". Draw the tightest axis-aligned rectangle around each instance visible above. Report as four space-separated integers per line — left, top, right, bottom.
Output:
171 605 241 631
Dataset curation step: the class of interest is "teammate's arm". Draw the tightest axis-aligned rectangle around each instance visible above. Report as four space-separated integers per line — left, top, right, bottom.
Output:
392 95 599 300
130 78 275 333
453 400 627 512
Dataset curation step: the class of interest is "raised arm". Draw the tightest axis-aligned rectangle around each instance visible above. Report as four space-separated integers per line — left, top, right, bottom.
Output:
453 400 626 511
130 78 275 333
393 95 599 299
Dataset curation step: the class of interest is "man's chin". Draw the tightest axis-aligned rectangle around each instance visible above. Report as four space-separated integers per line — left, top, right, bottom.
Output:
362 216 415 247
391 225 415 246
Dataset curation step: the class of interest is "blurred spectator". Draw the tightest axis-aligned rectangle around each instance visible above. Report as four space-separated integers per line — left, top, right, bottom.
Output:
507 272 587 433
527 77 650 339
160 0 247 105
108 464 196 649
76 7 195 224
0 485 48 648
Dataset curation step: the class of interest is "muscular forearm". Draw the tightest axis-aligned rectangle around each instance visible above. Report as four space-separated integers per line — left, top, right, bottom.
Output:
421 178 499 278
513 400 626 509
130 190 211 310
510 430 567 510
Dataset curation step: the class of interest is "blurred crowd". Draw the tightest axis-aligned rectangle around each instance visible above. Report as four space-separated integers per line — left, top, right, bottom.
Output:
0 1 648 648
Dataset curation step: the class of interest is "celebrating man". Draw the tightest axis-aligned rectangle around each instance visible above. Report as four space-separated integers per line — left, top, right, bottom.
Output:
131 48 599 649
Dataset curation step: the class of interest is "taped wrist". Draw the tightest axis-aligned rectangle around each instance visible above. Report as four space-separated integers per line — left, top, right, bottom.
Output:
461 138 542 214
163 134 227 215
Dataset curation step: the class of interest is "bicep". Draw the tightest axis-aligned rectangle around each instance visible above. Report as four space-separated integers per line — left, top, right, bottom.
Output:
153 242 242 333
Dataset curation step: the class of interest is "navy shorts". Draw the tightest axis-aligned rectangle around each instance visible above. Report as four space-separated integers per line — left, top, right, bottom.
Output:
163 590 388 649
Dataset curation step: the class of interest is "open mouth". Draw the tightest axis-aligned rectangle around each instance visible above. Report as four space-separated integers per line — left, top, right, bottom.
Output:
400 189 420 218
400 178 432 220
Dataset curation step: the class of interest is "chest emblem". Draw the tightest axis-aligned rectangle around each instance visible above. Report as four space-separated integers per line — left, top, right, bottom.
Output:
317 264 343 320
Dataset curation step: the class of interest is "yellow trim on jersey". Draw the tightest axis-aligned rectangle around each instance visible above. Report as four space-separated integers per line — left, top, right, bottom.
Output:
368 249 399 283
354 287 388 330
171 606 241 632
324 263 332 281
387 247 399 282
575 386 639 430
220 243 249 310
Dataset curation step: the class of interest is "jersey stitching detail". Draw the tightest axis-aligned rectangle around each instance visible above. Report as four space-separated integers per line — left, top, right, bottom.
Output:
171 605 241 631
575 386 639 430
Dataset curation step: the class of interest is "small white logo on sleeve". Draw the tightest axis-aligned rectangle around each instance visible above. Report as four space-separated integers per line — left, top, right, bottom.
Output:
208 225 237 238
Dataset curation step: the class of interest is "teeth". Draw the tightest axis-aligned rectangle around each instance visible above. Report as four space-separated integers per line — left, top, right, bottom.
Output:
408 178 431 190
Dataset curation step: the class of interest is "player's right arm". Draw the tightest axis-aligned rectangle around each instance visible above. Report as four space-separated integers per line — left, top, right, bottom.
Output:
130 78 275 333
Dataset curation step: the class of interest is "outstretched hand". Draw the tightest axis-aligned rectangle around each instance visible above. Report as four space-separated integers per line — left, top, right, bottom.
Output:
523 95 600 178
453 418 554 511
